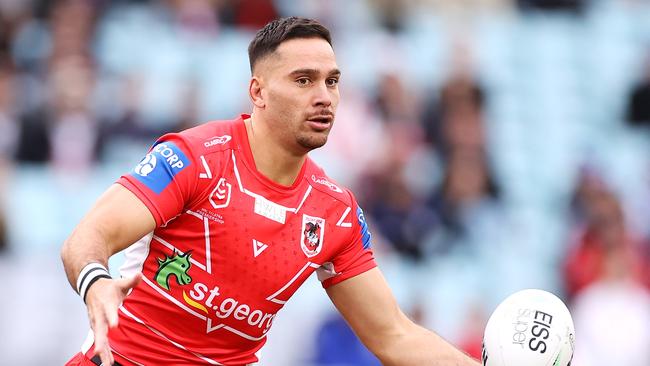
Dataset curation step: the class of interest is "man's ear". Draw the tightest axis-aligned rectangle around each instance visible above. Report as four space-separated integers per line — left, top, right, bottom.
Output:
249 76 265 108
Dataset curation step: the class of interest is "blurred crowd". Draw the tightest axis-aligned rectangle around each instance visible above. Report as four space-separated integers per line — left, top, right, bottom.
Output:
2 0 650 365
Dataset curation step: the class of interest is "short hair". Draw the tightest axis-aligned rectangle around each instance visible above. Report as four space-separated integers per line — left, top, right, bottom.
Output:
248 17 332 72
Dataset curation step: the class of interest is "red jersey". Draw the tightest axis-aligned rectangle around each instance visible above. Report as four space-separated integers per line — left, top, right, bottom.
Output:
103 115 376 365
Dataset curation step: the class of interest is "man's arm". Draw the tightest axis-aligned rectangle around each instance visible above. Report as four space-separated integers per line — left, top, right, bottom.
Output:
326 267 480 366
61 183 156 365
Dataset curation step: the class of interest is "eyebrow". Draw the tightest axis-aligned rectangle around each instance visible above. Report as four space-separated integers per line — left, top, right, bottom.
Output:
288 68 342 78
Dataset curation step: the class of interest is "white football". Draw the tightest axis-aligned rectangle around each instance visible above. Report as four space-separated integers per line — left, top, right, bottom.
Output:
482 289 575 366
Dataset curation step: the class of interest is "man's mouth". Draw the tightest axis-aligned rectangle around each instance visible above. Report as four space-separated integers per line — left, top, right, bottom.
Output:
306 115 333 131
307 115 333 123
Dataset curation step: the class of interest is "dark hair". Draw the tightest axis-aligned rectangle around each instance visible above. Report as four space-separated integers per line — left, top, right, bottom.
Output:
248 17 332 72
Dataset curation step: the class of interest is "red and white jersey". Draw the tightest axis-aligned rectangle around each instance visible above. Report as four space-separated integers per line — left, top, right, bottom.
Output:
106 115 376 365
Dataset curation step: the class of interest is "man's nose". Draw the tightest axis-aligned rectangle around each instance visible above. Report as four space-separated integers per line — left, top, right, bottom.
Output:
312 82 332 107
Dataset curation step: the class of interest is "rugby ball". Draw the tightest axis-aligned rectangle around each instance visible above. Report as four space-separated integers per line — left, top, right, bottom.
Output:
482 289 575 366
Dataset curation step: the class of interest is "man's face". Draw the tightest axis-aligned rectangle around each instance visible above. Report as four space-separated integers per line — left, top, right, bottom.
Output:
254 37 340 152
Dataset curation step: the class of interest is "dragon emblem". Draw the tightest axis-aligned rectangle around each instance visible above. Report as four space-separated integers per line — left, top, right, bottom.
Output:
154 250 193 290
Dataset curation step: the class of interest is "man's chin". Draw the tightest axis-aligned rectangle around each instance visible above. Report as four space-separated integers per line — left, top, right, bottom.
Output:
297 135 328 151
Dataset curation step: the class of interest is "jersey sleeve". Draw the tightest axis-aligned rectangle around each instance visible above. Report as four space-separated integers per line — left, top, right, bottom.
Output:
320 194 377 288
117 134 198 227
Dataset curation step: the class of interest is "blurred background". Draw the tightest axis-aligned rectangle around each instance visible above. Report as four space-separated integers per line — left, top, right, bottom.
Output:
1 0 650 365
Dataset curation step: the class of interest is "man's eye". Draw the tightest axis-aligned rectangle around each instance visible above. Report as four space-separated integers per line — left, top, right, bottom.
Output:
297 78 310 85
326 78 339 86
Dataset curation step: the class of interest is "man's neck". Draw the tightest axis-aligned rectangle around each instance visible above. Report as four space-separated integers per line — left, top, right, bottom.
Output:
244 116 307 187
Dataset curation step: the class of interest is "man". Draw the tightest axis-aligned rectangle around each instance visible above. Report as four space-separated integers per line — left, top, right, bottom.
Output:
62 17 480 366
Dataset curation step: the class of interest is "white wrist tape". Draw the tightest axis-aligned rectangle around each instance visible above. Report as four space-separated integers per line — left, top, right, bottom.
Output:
76 262 112 303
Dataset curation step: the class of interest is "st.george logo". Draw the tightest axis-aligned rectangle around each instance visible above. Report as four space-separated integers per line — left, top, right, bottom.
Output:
301 214 325 257
135 154 157 177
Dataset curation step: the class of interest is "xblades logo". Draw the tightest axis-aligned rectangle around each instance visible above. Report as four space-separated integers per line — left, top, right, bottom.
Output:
311 175 342 193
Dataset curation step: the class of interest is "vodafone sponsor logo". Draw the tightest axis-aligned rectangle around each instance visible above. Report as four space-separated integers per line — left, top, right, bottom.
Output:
186 283 276 333
311 175 343 193
204 135 232 148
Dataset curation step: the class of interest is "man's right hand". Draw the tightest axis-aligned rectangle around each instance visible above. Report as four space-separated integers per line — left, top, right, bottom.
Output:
85 274 142 366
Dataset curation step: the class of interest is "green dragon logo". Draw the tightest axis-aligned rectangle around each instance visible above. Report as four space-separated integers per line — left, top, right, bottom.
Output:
154 250 193 290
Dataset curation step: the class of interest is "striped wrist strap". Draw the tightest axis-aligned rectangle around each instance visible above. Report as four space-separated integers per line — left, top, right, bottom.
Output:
76 263 112 303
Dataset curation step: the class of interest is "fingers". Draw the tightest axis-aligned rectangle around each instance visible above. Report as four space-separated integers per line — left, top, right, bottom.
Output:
86 276 141 365
119 273 142 295
106 303 119 328
91 308 115 365
107 274 141 327
87 278 121 328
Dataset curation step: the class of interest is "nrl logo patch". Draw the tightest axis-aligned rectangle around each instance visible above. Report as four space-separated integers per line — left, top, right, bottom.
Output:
301 214 325 257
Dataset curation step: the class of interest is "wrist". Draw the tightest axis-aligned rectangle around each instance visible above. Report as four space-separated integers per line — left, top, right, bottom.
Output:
76 262 112 303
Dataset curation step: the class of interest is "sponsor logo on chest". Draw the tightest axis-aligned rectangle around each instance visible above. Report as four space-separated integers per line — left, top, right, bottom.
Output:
152 249 276 336
254 196 287 224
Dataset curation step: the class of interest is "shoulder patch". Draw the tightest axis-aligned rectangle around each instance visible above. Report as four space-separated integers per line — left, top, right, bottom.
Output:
131 141 191 194
356 206 372 249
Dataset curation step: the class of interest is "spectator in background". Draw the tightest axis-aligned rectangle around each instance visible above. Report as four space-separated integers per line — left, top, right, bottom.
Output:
47 55 100 172
100 74 198 151
313 313 381 366
15 89 51 164
564 172 649 300
167 0 220 37
313 302 428 366
231 0 279 29
571 233 650 366
363 44 502 259
360 157 439 261
374 72 422 137
517 0 585 13
6 0 53 164
361 72 436 260
48 0 97 62
0 59 18 253
100 74 152 145
369 0 408 34
420 42 486 158
0 60 19 163
371 72 424 179
625 50 650 128
427 148 500 252
16 0 101 171
419 41 500 254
